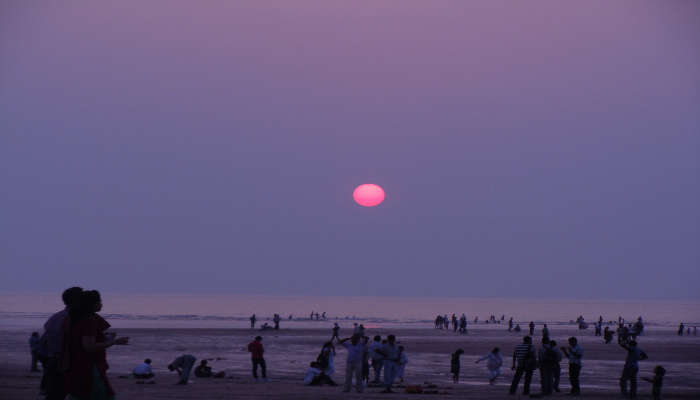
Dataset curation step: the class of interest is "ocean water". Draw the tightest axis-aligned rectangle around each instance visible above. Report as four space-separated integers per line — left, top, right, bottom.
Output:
1 292 698 331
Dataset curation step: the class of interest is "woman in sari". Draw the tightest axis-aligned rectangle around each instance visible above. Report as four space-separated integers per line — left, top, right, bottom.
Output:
65 290 129 400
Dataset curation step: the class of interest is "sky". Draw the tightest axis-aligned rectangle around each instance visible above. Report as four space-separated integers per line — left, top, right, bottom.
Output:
1 1 698 299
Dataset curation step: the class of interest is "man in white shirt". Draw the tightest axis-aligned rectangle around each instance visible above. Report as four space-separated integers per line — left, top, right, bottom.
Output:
339 334 366 393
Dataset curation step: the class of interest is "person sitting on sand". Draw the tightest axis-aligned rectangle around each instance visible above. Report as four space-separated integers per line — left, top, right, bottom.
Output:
451 349 464 383
304 361 337 386
168 354 196 384
194 360 225 378
514 323 522 332
133 359 154 379
260 322 271 330
643 365 665 400
476 347 502 384
397 345 408 383
317 342 336 377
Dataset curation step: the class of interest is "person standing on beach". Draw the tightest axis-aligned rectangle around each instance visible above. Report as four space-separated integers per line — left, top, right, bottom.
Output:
542 324 550 341
538 338 556 395
397 346 408 383
452 314 458 332
561 336 583 396
375 334 400 393
549 340 563 392
642 365 665 400
677 322 684 336
451 349 464 383
508 317 514 332
331 323 340 342
476 347 502 384
369 335 384 383
29 332 41 372
41 286 82 400
619 340 648 398
273 314 281 330
65 290 130 399
339 334 365 393
250 314 256 329
509 336 536 396
168 354 196 384
248 336 268 382
529 321 535 336
361 336 371 385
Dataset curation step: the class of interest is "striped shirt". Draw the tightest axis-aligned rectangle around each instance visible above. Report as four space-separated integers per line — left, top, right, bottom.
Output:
513 343 532 365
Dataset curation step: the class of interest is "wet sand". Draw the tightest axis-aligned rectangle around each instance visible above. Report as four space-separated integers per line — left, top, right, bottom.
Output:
2 326 699 399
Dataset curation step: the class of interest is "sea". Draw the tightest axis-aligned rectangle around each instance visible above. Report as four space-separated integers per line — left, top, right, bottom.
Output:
1 292 698 331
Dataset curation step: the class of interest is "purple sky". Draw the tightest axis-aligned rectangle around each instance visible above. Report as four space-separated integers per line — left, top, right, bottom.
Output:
1 1 698 299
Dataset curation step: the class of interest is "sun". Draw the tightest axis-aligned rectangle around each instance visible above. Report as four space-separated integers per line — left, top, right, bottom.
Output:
353 184 385 207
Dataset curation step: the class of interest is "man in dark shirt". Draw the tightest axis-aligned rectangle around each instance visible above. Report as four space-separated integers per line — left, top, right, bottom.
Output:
248 336 267 382
619 340 648 399
509 336 536 395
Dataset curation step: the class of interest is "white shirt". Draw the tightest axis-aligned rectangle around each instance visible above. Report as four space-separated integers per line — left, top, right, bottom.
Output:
133 363 153 375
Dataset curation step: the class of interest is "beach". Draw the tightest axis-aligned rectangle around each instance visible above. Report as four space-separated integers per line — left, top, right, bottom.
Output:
2 322 700 399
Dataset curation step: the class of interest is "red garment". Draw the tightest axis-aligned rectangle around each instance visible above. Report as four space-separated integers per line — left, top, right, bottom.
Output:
248 341 264 359
64 314 114 398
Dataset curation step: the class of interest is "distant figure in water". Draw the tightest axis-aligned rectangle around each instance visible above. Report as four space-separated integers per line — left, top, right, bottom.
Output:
133 358 154 379
514 324 522 332
397 346 408 383
248 336 268 382
619 340 648 399
561 336 583 396
643 365 665 400
250 314 256 328
509 336 536 396
476 347 502 384
508 317 514 332
273 314 281 330
451 349 464 383
331 323 340 341
677 322 684 336
529 321 535 336
168 355 196 385
194 360 225 378
29 332 41 372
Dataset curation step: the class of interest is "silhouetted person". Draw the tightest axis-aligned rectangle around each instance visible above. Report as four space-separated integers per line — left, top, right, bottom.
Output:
677 322 684 336
168 355 196 384
538 337 555 395
451 349 464 383
29 332 41 372
549 340 563 392
273 314 280 330
514 323 522 332
331 323 340 341
529 321 535 336
250 314 256 328
643 365 665 400
248 336 267 381
194 359 225 378
604 326 615 344
509 336 536 395
561 336 583 395
508 317 513 331
41 286 82 400
619 340 648 399
542 324 550 340
65 290 129 399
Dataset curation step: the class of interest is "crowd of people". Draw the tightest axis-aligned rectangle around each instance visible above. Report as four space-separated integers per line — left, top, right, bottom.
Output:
28 287 692 399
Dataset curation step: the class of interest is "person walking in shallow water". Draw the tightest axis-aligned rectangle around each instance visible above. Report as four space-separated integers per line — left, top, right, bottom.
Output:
476 347 502 384
250 314 256 329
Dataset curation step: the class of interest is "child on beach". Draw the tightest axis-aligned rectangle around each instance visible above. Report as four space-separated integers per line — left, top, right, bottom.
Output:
643 365 665 400
451 349 464 383
133 359 154 379
397 346 408 383
476 347 503 384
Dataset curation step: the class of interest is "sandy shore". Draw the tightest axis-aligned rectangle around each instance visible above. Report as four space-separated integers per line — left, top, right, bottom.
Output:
2 326 699 399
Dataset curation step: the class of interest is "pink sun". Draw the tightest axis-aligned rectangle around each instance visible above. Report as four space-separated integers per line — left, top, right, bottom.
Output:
353 184 385 207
